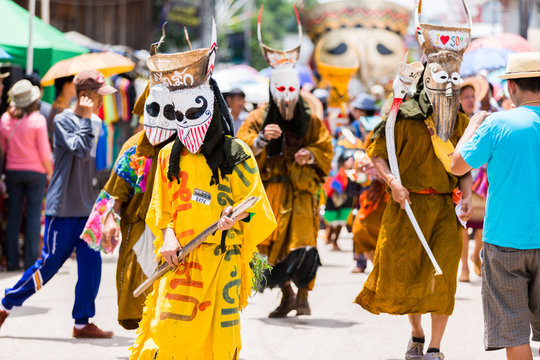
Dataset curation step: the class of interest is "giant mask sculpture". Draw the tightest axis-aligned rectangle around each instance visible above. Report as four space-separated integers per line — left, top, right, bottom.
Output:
302 0 410 86
146 20 217 153
315 39 359 134
258 5 302 121
416 0 472 141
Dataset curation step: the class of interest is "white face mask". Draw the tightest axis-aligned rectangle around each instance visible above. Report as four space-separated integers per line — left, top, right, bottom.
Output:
270 67 300 120
171 84 215 154
143 85 177 145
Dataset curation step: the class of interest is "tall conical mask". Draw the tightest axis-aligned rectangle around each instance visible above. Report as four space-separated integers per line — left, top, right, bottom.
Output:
258 4 303 120
415 0 472 142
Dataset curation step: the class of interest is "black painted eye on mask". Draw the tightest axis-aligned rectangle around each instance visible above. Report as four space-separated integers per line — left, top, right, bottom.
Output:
163 104 176 121
185 96 208 120
376 43 393 56
146 102 160 117
327 42 348 55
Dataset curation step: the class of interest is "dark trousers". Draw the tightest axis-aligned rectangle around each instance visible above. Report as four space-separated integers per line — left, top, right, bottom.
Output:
2 216 102 324
5 170 47 270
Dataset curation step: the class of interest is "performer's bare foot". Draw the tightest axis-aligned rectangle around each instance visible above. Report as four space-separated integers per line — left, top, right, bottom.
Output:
470 254 482 277
458 269 470 282
268 284 296 318
324 228 332 244
351 267 365 274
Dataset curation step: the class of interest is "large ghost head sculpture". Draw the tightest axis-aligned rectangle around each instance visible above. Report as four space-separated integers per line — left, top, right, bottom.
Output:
416 1 471 141
146 19 217 153
303 0 410 86
258 4 302 120
143 84 177 145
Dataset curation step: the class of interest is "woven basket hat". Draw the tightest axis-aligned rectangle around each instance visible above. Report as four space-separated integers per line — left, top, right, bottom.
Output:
147 20 217 90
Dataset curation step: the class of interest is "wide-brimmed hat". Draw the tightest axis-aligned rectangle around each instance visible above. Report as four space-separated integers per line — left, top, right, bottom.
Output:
351 93 377 112
460 76 489 101
499 52 540 79
8 79 41 108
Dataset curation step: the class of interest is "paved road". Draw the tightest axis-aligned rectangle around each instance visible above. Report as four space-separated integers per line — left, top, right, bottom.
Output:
0 233 538 359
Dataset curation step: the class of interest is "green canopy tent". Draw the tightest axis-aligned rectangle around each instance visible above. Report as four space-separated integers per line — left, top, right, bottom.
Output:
0 0 88 102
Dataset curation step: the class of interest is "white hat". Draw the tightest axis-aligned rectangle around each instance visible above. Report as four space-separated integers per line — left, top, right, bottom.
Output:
8 79 41 108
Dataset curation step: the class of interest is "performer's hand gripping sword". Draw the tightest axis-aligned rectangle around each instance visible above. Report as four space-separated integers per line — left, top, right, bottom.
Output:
385 58 443 275
133 196 260 297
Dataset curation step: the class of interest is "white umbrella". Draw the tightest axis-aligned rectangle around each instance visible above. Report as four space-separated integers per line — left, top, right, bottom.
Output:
213 65 269 104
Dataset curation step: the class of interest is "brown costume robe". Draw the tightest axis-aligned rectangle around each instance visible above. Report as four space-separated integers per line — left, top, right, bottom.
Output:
352 180 389 255
236 108 333 267
355 112 468 315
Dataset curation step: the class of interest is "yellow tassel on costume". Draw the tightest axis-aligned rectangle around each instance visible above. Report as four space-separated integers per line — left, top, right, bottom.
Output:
424 116 455 173
129 281 159 360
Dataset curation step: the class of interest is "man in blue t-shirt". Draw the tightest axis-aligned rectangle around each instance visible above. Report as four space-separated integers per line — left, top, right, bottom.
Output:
452 52 540 360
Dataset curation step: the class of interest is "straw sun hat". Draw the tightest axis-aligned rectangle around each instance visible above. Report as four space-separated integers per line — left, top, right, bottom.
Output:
460 76 489 101
499 52 540 79
8 79 41 108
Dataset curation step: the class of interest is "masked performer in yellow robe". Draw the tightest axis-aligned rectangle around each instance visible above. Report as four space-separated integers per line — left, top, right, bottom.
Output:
129 21 276 360
236 5 333 318
355 2 474 359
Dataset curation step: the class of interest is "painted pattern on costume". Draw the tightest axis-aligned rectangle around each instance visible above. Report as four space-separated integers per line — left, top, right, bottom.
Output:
130 140 276 360
114 145 152 194
80 190 121 253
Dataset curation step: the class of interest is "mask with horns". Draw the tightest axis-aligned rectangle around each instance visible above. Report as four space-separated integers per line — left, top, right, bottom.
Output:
258 4 302 121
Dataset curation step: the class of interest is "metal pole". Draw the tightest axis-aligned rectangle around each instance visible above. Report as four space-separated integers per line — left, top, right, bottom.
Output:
519 0 532 39
201 0 215 46
243 0 252 63
27 0 36 76
41 0 50 24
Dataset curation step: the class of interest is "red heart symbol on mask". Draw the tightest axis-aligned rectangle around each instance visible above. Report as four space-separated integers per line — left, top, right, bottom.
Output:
440 35 450 45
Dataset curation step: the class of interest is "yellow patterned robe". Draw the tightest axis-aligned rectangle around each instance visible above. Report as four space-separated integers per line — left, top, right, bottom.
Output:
130 139 276 360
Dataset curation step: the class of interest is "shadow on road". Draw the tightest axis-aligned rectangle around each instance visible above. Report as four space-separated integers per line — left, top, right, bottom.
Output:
257 317 359 329
0 335 134 347
7 305 49 317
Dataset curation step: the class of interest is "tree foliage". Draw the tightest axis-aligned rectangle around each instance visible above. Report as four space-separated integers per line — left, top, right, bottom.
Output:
151 0 318 69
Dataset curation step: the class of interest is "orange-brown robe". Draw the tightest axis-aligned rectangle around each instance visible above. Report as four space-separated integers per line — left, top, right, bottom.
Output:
352 180 389 255
355 113 468 315
236 108 333 267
